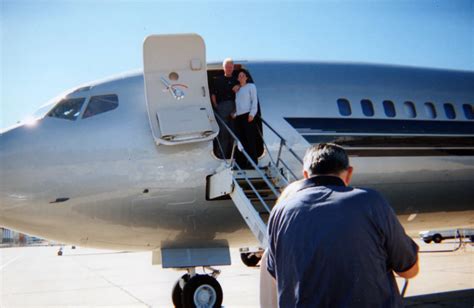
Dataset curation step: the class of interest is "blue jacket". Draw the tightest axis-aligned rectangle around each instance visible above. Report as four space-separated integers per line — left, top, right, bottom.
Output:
267 175 418 308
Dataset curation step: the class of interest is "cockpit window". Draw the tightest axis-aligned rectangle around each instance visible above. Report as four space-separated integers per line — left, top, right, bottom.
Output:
83 94 119 119
47 98 86 121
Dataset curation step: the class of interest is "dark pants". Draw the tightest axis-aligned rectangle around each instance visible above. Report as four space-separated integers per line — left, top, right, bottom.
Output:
216 100 235 159
234 113 258 169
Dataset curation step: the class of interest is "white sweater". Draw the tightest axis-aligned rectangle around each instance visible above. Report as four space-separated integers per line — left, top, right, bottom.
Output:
235 83 258 117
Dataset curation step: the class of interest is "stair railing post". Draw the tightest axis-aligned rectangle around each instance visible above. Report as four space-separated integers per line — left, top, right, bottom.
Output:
276 139 284 168
229 140 237 168
256 124 276 166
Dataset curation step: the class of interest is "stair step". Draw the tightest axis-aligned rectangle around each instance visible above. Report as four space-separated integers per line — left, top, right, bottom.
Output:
238 179 273 185
248 199 276 204
247 193 277 199
239 180 281 188
245 193 277 200
252 201 277 206
243 188 275 194
249 200 277 206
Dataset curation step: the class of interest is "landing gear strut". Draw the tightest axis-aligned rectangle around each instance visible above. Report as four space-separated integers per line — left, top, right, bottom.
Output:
172 267 223 308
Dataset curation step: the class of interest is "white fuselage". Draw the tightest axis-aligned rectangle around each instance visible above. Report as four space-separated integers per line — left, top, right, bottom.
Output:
1 61 473 251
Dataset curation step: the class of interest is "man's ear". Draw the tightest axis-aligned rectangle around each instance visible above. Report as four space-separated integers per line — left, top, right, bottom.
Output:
303 170 309 179
343 166 354 185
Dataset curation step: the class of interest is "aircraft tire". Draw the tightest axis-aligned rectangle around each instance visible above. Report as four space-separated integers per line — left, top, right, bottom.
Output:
433 234 442 243
172 274 189 308
423 239 431 244
182 274 222 308
240 252 261 267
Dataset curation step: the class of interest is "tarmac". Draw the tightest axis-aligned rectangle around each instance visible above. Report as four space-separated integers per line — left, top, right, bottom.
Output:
0 239 473 307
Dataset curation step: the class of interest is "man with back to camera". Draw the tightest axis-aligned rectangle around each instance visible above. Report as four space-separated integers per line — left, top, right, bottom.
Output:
265 143 419 307
211 58 239 158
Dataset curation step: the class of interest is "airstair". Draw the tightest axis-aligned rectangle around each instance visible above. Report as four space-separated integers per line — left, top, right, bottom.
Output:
207 115 304 247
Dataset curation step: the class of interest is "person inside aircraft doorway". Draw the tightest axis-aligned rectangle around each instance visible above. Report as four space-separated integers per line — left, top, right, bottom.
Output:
231 70 259 169
211 58 239 159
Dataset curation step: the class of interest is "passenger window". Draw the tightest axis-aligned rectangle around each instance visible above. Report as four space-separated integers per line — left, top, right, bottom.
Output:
424 102 437 119
444 103 456 119
337 98 351 116
47 98 86 121
403 101 417 118
360 99 374 117
83 94 119 119
462 104 474 120
383 100 396 117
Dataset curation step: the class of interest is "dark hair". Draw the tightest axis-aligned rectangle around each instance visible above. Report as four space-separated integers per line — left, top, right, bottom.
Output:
303 143 349 176
238 69 250 80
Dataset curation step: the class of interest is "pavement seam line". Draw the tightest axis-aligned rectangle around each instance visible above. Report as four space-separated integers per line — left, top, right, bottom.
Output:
72 257 152 308
0 255 23 271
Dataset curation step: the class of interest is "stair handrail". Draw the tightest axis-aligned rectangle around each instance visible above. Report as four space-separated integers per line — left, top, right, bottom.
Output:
211 130 275 215
260 117 304 166
231 163 273 214
214 113 281 199
258 117 303 182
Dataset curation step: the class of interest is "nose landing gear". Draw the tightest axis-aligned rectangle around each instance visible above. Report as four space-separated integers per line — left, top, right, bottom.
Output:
172 267 223 308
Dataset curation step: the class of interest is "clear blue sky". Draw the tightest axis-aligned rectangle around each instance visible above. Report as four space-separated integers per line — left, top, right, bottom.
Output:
1 0 473 128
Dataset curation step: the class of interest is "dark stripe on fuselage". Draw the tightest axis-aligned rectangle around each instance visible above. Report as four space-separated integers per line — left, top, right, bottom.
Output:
285 117 474 135
285 117 474 157
301 135 474 148
340 148 473 157
302 134 474 156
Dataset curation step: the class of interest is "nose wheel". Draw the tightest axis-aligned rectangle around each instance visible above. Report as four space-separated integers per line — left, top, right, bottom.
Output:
172 268 223 308
172 274 189 308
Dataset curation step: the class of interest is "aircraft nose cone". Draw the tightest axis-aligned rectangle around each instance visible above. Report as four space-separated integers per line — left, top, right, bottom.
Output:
0 124 38 212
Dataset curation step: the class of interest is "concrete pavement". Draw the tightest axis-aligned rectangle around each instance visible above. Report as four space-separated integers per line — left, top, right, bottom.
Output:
0 239 473 307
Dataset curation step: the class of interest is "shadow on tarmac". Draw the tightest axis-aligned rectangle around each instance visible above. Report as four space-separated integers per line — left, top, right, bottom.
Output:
404 289 474 307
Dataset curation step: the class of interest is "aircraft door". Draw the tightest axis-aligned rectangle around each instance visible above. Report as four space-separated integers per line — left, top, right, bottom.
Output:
143 34 219 145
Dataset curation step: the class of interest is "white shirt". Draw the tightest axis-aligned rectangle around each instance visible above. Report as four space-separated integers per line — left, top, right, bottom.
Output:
235 83 258 117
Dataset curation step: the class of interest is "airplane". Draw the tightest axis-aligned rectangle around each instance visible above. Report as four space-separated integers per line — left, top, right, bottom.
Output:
1 34 473 307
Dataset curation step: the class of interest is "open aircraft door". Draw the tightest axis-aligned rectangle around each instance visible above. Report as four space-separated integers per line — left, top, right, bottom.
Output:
143 34 218 145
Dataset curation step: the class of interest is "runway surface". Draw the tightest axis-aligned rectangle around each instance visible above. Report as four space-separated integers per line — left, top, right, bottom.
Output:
1 239 473 307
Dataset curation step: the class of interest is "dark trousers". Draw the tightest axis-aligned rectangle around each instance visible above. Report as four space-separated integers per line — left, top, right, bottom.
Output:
234 113 258 169
215 100 235 159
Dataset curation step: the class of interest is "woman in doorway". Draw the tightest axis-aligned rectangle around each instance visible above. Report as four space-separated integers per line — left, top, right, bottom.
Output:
232 70 259 169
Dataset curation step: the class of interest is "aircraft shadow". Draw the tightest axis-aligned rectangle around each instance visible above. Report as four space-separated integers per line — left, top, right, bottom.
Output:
63 251 133 257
